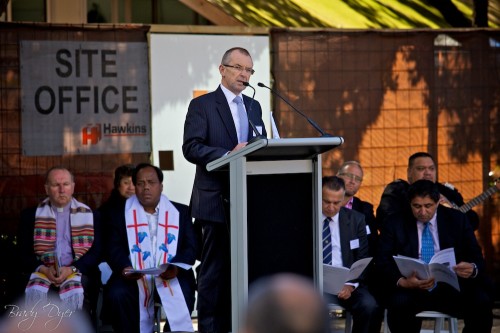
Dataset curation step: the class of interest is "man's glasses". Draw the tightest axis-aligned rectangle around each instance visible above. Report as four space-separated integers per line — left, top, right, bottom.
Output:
223 64 255 75
338 172 363 183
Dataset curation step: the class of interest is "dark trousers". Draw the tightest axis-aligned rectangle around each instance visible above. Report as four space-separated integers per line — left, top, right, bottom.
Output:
387 281 493 333
196 220 231 333
105 269 196 333
325 286 383 333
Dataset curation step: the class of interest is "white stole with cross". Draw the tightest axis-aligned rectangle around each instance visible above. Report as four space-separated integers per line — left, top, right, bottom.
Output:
125 195 193 332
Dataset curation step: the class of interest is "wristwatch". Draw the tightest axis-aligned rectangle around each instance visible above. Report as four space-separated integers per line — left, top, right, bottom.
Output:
471 263 478 278
70 266 78 273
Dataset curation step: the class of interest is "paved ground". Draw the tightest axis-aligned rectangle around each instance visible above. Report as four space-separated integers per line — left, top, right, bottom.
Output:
327 307 500 333
189 307 500 332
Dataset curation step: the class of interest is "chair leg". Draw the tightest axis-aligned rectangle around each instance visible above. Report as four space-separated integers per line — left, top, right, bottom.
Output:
449 317 458 333
383 309 390 333
155 303 162 333
345 311 352 333
434 317 443 333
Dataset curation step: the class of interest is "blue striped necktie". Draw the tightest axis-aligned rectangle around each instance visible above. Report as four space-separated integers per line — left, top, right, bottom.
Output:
233 96 249 143
421 222 434 263
323 217 332 265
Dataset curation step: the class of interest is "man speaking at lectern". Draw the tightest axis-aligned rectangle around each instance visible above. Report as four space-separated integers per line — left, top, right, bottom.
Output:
182 46 267 333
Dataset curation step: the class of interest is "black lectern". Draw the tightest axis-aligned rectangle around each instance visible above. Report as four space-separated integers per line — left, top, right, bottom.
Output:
206 137 344 332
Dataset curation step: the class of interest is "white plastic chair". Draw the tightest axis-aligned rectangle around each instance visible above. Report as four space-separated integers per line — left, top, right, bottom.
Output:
416 311 458 333
383 309 458 333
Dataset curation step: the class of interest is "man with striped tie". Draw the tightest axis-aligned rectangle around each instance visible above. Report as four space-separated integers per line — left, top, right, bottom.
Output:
322 176 382 333
376 179 493 333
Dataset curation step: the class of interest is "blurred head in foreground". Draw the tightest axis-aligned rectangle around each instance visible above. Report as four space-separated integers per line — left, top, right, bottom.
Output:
241 273 329 333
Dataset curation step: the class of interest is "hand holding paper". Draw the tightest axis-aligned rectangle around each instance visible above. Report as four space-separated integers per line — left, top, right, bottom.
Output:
323 257 372 295
393 248 460 291
125 263 170 276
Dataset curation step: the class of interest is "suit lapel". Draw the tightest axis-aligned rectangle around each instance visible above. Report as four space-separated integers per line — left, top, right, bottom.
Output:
351 197 360 211
407 217 420 258
215 87 238 146
436 206 451 249
338 208 353 267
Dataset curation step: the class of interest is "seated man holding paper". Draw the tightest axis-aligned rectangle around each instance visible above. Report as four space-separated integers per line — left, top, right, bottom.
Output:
322 176 382 333
105 163 198 333
376 179 493 333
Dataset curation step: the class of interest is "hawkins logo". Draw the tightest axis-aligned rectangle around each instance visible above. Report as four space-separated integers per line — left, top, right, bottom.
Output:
82 123 147 145
82 124 102 145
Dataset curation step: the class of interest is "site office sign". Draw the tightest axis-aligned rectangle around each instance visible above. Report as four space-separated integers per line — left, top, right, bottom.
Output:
20 41 151 156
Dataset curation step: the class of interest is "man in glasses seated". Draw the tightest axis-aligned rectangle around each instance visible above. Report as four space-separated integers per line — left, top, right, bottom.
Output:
337 161 378 256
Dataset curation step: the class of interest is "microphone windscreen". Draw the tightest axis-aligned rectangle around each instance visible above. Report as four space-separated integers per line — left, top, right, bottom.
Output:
257 82 265 87
243 81 250 86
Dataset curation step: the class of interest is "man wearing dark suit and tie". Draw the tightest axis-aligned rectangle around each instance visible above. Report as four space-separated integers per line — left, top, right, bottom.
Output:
182 47 267 333
322 176 381 333
376 179 493 333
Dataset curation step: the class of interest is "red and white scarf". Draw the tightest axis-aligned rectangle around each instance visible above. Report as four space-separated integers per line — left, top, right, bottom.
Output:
125 195 193 332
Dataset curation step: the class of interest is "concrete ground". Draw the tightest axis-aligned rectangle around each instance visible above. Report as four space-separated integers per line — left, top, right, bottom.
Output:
188 307 500 332
327 307 500 333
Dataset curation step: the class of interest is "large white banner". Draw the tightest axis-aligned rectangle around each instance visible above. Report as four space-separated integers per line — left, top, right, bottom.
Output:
20 40 151 156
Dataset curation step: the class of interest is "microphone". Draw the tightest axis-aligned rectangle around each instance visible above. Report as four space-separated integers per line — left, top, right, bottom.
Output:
242 82 267 143
257 82 333 137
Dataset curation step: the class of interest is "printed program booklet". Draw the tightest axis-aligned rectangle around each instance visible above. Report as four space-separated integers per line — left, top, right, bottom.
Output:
126 263 169 276
393 247 460 291
323 257 373 294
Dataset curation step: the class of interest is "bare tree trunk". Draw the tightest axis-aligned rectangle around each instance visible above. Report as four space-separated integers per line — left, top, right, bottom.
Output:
473 0 489 27
0 0 9 17
426 0 472 27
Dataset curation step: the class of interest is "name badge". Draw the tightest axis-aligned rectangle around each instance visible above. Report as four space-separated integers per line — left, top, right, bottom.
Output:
255 126 262 136
350 239 360 250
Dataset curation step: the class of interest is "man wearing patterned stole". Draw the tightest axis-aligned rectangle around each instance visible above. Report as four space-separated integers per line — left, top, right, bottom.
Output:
18 166 101 313
105 163 197 333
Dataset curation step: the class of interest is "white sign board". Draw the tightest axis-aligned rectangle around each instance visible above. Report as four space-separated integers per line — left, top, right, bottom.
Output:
20 40 151 156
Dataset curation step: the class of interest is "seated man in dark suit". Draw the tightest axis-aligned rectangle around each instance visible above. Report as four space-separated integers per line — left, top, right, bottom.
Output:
376 179 493 333
337 161 378 255
322 176 382 333
104 163 198 333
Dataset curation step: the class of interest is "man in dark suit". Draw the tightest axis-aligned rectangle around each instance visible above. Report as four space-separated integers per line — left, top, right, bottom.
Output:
182 47 267 333
104 163 198 333
376 179 493 333
337 161 378 255
322 176 381 333
376 152 480 230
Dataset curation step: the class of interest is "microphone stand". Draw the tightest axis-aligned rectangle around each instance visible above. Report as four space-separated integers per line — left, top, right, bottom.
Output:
243 82 267 144
257 82 333 137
